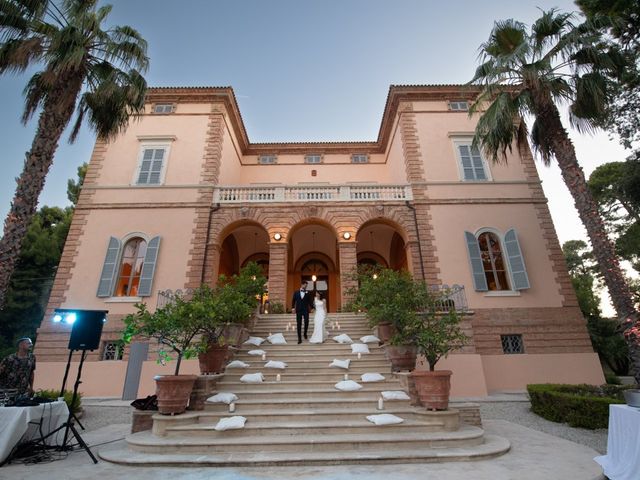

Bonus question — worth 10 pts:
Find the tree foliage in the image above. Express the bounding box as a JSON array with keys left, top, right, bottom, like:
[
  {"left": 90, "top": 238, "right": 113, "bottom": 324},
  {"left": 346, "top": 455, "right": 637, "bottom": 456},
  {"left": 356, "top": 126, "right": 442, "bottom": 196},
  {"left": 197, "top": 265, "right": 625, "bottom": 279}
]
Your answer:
[
  {"left": 588, "top": 156, "right": 640, "bottom": 271},
  {"left": 0, "top": 0, "right": 148, "bottom": 309}
]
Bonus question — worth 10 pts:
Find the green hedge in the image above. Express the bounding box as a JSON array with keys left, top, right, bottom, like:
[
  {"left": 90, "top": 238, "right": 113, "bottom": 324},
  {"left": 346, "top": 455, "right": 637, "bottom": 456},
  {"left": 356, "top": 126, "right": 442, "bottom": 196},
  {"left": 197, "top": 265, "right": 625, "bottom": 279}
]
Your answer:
[
  {"left": 36, "top": 389, "right": 82, "bottom": 414},
  {"left": 527, "top": 383, "right": 634, "bottom": 429}
]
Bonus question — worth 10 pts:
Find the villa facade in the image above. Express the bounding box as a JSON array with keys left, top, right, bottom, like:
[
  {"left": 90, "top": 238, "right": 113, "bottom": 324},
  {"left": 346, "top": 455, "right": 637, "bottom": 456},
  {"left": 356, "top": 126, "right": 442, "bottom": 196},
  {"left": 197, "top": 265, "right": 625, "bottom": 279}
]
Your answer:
[{"left": 32, "top": 85, "right": 604, "bottom": 397}]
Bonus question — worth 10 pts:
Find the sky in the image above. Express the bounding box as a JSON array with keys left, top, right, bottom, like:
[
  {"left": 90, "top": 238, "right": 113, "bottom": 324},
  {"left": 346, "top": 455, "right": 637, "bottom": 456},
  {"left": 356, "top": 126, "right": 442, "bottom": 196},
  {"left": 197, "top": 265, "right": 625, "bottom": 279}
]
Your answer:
[{"left": 0, "top": 0, "right": 633, "bottom": 313}]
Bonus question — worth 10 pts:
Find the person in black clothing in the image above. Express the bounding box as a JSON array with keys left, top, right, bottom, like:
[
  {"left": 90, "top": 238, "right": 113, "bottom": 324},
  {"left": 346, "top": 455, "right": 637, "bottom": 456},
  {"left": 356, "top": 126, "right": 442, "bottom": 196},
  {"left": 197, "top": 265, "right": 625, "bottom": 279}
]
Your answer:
[{"left": 291, "top": 282, "right": 314, "bottom": 344}]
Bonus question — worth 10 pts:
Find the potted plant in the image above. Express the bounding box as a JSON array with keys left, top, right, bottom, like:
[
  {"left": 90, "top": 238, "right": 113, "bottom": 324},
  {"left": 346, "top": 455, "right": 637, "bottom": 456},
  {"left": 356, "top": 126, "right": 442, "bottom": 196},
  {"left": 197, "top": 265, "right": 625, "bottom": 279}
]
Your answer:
[
  {"left": 197, "top": 282, "right": 253, "bottom": 374},
  {"left": 122, "top": 296, "right": 202, "bottom": 415},
  {"left": 410, "top": 296, "right": 468, "bottom": 410},
  {"left": 220, "top": 262, "right": 266, "bottom": 344},
  {"left": 352, "top": 268, "right": 423, "bottom": 369}
]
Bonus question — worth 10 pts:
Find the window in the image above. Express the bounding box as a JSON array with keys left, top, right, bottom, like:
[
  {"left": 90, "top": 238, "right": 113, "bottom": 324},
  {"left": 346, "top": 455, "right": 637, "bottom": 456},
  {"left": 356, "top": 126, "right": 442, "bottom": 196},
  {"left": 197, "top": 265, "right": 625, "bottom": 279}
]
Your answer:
[
  {"left": 97, "top": 235, "right": 161, "bottom": 298},
  {"left": 114, "top": 237, "right": 147, "bottom": 297},
  {"left": 501, "top": 334, "right": 524, "bottom": 354},
  {"left": 153, "top": 103, "right": 174, "bottom": 114},
  {"left": 464, "top": 229, "right": 530, "bottom": 292},
  {"left": 102, "top": 341, "right": 124, "bottom": 360},
  {"left": 454, "top": 141, "right": 489, "bottom": 181},
  {"left": 478, "top": 232, "right": 510, "bottom": 291},
  {"left": 136, "top": 146, "right": 168, "bottom": 185},
  {"left": 305, "top": 154, "right": 322, "bottom": 164},
  {"left": 259, "top": 155, "right": 277, "bottom": 164},
  {"left": 449, "top": 101, "right": 469, "bottom": 111},
  {"left": 351, "top": 154, "right": 369, "bottom": 164}
]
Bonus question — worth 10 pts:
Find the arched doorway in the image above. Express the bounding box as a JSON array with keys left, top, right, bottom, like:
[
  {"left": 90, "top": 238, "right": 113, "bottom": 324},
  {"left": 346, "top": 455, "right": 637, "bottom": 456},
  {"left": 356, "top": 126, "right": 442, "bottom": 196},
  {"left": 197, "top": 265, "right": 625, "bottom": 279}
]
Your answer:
[
  {"left": 356, "top": 220, "right": 408, "bottom": 272},
  {"left": 219, "top": 222, "right": 270, "bottom": 279},
  {"left": 288, "top": 221, "right": 339, "bottom": 312}
]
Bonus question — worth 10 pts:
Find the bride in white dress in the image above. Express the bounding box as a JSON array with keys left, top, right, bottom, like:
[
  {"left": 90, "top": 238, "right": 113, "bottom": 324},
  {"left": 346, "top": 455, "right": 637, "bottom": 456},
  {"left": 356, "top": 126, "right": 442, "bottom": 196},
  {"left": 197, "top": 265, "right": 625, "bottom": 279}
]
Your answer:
[{"left": 309, "top": 292, "right": 327, "bottom": 344}]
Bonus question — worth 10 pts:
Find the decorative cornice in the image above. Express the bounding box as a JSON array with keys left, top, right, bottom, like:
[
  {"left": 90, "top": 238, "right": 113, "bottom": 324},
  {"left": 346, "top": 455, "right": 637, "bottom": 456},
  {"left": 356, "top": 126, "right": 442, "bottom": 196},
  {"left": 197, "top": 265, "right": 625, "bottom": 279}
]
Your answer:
[{"left": 144, "top": 85, "right": 481, "bottom": 155}]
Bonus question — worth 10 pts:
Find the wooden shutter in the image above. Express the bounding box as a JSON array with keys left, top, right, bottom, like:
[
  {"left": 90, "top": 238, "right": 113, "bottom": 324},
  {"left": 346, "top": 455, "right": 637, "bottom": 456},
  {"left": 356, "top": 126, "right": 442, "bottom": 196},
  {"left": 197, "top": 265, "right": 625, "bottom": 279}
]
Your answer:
[
  {"left": 464, "top": 231, "right": 488, "bottom": 291},
  {"left": 137, "top": 236, "right": 161, "bottom": 297},
  {"left": 504, "top": 229, "right": 530, "bottom": 290},
  {"left": 97, "top": 237, "right": 121, "bottom": 297},
  {"left": 137, "top": 148, "right": 165, "bottom": 185}
]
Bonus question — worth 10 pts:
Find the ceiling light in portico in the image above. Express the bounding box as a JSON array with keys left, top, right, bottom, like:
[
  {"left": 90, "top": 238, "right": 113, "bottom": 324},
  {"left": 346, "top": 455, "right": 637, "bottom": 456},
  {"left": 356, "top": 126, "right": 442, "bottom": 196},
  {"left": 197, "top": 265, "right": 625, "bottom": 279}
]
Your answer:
[{"left": 273, "top": 233, "right": 282, "bottom": 241}]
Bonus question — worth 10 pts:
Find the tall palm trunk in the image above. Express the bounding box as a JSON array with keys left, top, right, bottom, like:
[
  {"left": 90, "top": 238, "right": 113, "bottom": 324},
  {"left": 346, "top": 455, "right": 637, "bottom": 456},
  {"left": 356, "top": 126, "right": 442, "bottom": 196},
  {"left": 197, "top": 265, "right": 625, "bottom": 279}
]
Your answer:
[
  {"left": 535, "top": 96, "right": 640, "bottom": 383},
  {"left": 0, "top": 79, "right": 80, "bottom": 309}
]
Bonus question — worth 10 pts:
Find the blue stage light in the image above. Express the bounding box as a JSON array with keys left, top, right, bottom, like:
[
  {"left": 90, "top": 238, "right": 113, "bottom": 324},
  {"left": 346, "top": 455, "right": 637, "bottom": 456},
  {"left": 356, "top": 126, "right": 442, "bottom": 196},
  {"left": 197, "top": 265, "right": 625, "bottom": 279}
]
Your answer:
[
  {"left": 65, "top": 313, "right": 77, "bottom": 324},
  {"left": 53, "top": 314, "right": 63, "bottom": 323}
]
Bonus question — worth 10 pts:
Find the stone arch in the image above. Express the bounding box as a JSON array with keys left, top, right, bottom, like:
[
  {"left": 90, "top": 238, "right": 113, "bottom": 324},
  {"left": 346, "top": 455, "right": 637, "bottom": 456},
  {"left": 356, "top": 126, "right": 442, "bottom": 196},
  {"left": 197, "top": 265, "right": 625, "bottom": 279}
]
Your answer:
[{"left": 356, "top": 217, "right": 409, "bottom": 272}]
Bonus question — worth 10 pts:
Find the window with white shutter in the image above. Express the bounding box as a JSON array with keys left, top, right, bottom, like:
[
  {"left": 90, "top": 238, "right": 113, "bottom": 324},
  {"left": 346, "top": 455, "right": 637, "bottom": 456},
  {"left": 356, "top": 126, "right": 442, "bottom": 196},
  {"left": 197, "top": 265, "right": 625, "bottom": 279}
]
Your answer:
[{"left": 452, "top": 139, "right": 490, "bottom": 182}]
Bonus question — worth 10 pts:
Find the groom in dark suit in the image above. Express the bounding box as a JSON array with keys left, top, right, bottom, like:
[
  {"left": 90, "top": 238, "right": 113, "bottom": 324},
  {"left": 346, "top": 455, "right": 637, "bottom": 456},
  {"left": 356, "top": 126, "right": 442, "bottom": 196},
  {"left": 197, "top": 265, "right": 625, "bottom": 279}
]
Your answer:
[{"left": 291, "top": 282, "right": 314, "bottom": 344}]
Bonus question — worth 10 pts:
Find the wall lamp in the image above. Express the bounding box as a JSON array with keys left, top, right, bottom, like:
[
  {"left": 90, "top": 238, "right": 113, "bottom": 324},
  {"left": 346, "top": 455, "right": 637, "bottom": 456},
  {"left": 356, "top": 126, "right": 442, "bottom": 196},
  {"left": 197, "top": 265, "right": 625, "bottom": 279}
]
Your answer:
[
  {"left": 342, "top": 232, "right": 351, "bottom": 240},
  {"left": 273, "top": 233, "right": 282, "bottom": 241}
]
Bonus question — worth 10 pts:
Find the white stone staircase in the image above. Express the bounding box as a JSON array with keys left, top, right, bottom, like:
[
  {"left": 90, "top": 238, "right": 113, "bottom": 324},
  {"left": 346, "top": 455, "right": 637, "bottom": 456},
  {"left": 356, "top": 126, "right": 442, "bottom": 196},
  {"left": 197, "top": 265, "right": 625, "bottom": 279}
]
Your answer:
[{"left": 100, "top": 313, "right": 509, "bottom": 466}]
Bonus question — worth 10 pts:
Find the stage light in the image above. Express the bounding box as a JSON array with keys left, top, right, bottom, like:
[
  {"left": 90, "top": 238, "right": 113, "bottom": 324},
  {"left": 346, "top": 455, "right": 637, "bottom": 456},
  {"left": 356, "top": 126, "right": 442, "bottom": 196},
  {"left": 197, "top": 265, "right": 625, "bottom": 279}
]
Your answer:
[
  {"left": 65, "top": 313, "right": 77, "bottom": 324},
  {"left": 53, "top": 314, "right": 63, "bottom": 323}
]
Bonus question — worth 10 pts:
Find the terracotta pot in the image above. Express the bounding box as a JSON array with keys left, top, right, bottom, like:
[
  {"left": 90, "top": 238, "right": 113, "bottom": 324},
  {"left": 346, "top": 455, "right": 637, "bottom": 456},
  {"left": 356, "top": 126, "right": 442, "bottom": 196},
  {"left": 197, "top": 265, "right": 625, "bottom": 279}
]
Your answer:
[
  {"left": 154, "top": 375, "right": 197, "bottom": 415},
  {"left": 198, "top": 344, "right": 229, "bottom": 374},
  {"left": 384, "top": 344, "right": 417, "bottom": 372},
  {"left": 411, "top": 370, "right": 453, "bottom": 410},
  {"left": 376, "top": 322, "right": 396, "bottom": 344}
]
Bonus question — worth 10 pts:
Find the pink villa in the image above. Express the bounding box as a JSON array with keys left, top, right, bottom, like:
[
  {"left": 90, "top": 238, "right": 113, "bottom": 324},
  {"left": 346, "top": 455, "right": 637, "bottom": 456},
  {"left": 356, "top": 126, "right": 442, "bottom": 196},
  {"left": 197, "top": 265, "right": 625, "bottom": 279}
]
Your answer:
[{"left": 33, "top": 85, "right": 604, "bottom": 397}]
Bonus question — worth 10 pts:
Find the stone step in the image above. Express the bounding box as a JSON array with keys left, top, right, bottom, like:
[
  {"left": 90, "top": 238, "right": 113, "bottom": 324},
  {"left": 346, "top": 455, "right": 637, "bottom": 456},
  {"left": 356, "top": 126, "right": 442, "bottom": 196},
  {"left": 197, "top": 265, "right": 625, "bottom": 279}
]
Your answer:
[
  {"left": 203, "top": 396, "right": 410, "bottom": 412},
  {"left": 209, "top": 386, "right": 399, "bottom": 400},
  {"left": 124, "top": 425, "right": 486, "bottom": 454},
  {"left": 232, "top": 353, "right": 386, "bottom": 363},
  {"left": 216, "top": 380, "right": 399, "bottom": 391},
  {"left": 163, "top": 417, "right": 450, "bottom": 437},
  {"left": 220, "top": 371, "right": 395, "bottom": 382},
  {"left": 169, "top": 406, "right": 447, "bottom": 426},
  {"left": 236, "top": 344, "right": 382, "bottom": 354},
  {"left": 225, "top": 358, "right": 390, "bottom": 369}
]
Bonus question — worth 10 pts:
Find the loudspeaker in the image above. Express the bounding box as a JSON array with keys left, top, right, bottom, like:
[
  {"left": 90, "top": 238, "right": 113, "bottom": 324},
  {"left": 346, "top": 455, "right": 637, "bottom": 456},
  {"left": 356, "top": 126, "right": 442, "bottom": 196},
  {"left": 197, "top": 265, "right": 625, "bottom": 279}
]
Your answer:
[{"left": 67, "top": 310, "right": 107, "bottom": 351}]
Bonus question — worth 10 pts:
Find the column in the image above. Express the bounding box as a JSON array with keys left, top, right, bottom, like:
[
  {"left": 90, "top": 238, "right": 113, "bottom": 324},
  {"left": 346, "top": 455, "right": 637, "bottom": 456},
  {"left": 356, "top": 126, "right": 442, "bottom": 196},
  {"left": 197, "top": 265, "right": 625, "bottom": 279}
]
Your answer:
[
  {"left": 268, "top": 242, "right": 288, "bottom": 308},
  {"left": 338, "top": 241, "right": 358, "bottom": 309}
]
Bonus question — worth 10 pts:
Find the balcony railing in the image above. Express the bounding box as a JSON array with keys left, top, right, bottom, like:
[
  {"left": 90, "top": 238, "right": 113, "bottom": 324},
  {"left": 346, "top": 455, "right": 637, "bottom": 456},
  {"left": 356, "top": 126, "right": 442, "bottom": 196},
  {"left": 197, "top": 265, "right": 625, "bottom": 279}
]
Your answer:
[
  {"left": 429, "top": 284, "right": 468, "bottom": 312},
  {"left": 213, "top": 184, "right": 413, "bottom": 204},
  {"left": 156, "top": 288, "right": 193, "bottom": 309}
]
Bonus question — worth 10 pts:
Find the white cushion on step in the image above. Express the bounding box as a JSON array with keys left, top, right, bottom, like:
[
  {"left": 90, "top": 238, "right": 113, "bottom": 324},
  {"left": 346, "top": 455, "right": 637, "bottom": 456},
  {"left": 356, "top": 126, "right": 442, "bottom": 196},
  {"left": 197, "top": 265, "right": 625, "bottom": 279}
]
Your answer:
[
  {"left": 361, "top": 373, "right": 385, "bottom": 383},
  {"left": 247, "top": 349, "right": 265, "bottom": 356},
  {"left": 334, "top": 380, "right": 363, "bottom": 391},
  {"left": 206, "top": 392, "right": 238, "bottom": 404},
  {"left": 264, "top": 360, "right": 287, "bottom": 369},
  {"left": 329, "top": 359, "right": 350, "bottom": 369},
  {"left": 267, "top": 333, "right": 287, "bottom": 345},
  {"left": 332, "top": 334, "right": 353, "bottom": 344},
  {"left": 226, "top": 360, "right": 249, "bottom": 368},
  {"left": 381, "top": 390, "right": 411, "bottom": 400},
  {"left": 243, "top": 336, "right": 264, "bottom": 346},
  {"left": 214, "top": 416, "right": 247, "bottom": 431},
  {"left": 360, "top": 335, "right": 380, "bottom": 344},
  {"left": 366, "top": 414, "right": 404, "bottom": 425},
  {"left": 351, "top": 343, "right": 370, "bottom": 354},
  {"left": 240, "top": 373, "right": 264, "bottom": 383}
]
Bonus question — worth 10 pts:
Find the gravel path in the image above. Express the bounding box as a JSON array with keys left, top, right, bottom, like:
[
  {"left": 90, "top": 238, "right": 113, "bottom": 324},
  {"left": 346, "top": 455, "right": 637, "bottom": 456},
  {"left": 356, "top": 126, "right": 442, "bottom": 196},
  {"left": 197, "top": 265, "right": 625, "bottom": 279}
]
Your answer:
[{"left": 480, "top": 401, "right": 608, "bottom": 454}]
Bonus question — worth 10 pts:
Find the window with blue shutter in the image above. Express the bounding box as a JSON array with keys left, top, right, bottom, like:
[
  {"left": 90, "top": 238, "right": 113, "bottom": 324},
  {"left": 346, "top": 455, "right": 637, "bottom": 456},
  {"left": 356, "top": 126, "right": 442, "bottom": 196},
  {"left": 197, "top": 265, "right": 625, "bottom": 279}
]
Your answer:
[
  {"left": 465, "top": 231, "right": 488, "bottom": 291},
  {"left": 97, "top": 237, "right": 121, "bottom": 297},
  {"left": 137, "top": 236, "right": 161, "bottom": 297},
  {"left": 457, "top": 143, "right": 488, "bottom": 181},
  {"left": 136, "top": 148, "right": 166, "bottom": 185},
  {"left": 504, "top": 229, "right": 530, "bottom": 290}
]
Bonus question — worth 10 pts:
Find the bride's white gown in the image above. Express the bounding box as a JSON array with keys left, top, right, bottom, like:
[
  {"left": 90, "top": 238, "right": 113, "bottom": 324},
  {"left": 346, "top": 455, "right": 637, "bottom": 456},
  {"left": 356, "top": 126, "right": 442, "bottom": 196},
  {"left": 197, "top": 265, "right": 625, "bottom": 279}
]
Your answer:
[{"left": 309, "top": 299, "right": 327, "bottom": 344}]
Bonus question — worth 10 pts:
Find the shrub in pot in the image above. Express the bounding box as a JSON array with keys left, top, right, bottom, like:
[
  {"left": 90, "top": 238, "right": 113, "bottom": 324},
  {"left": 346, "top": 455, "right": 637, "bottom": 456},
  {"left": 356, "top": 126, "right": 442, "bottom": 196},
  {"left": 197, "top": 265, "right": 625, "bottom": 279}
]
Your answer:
[
  {"left": 410, "top": 298, "right": 467, "bottom": 411},
  {"left": 122, "top": 297, "right": 201, "bottom": 415}
]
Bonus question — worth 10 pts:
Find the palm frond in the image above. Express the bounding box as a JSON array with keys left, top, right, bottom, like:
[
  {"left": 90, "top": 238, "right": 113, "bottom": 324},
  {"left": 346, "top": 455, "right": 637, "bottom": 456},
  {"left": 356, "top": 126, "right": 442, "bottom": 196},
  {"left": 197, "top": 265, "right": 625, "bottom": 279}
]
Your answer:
[
  {"left": 529, "top": 117, "right": 553, "bottom": 165},
  {"left": 472, "top": 90, "right": 522, "bottom": 163}
]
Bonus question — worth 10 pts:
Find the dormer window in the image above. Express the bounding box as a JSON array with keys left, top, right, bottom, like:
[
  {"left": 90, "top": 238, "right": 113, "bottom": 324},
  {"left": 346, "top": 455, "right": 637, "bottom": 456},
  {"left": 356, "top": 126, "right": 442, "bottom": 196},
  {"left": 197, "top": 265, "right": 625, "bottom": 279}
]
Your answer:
[
  {"left": 449, "top": 101, "right": 469, "bottom": 111},
  {"left": 153, "top": 103, "right": 174, "bottom": 114},
  {"left": 351, "top": 154, "right": 369, "bottom": 164},
  {"left": 305, "top": 154, "right": 322, "bottom": 164},
  {"left": 259, "top": 155, "right": 277, "bottom": 164}
]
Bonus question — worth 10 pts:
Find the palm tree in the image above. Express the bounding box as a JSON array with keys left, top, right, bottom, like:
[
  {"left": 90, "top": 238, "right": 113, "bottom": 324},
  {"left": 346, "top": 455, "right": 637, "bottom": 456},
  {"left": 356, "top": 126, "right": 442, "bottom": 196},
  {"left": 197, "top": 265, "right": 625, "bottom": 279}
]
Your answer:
[
  {"left": 0, "top": 0, "right": 148, "bottom": 309},
  {"left": 469, "top": 9, "right": 640, "bottom": 382}
]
